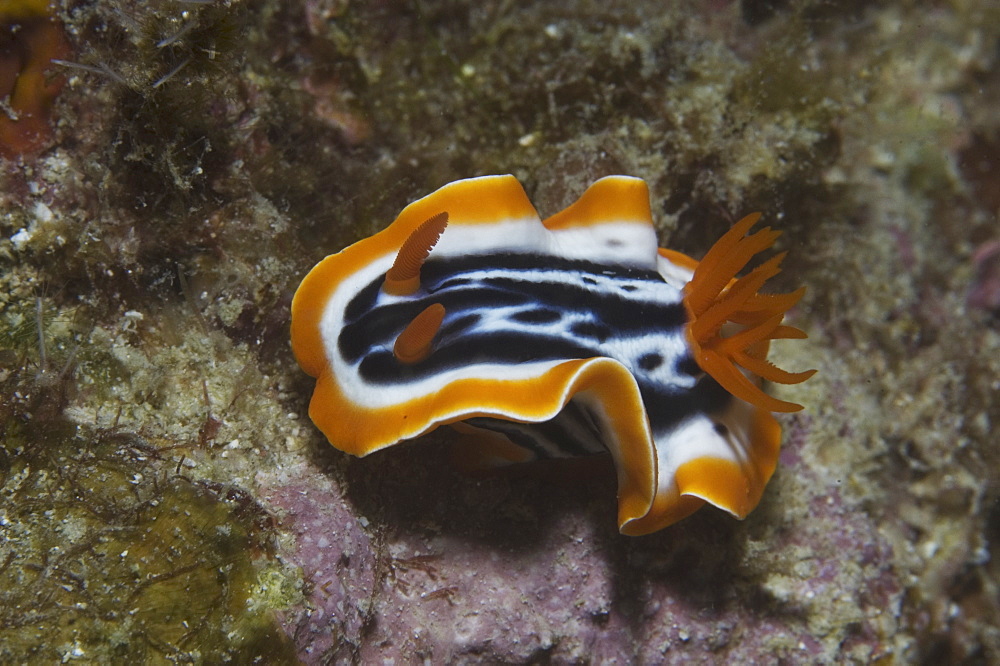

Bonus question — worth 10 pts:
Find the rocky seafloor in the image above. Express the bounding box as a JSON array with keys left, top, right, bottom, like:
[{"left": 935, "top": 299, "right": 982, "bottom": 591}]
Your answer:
[{"left": 1, "top": 0, "right": 998, "bottom": 663}]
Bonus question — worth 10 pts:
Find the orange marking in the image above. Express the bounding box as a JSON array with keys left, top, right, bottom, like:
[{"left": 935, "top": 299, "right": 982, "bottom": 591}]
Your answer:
[
  {"left": 305, "top": 356, "right": 657, "bottom": 529},
  {"left": 543, "top": 176, "right": 653, "bottom": 230},
  {"left": 383, "top": 212, "right": 449, "bottom": 296},
  {"left": 674, "top": 457, "right": 759, "bottom": 520},
  {"left": 393, "top": 303, "right": 446, "bottom": 364},
  {"left": 623, "top": 406, "right": 781, "bottom": 535},
  {"left": 621, "top": 494, "right": 706, "bottom": 536},
  {"left": 674, "top": 405, "right": 781, "bottom": 521},
  {"left": 657, "top": 247, "right": 700, "bottom": 272}
]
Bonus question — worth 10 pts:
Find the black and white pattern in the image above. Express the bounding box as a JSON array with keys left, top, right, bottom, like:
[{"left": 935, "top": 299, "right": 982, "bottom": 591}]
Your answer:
[
  {"left": 299, "top": 175, "right": 782, "bottom": 532},
  {"left": 339, "top": 252, "right": 733, "bottom": 442}
]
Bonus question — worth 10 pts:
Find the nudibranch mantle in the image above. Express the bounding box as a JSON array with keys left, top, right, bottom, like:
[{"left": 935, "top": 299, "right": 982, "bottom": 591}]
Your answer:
[{"left": 292, "top": 175, "right": 814, "bottom": 535}]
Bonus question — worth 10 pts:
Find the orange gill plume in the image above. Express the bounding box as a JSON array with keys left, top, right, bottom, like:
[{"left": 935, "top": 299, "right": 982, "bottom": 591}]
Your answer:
[{"left": 682, "top": 213, "right": 816, "bottom": 413}]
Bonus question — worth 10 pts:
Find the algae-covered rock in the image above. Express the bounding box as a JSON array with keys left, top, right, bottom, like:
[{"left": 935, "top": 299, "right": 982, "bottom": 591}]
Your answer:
[
  {"left": 1, "top": 0, "right": 998, "bottom": 662},
  {"left": 0, "top": 417, "right": 299, "bottom": 663}
]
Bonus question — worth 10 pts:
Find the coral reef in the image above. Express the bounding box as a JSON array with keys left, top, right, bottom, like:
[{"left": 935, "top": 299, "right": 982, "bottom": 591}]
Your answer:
[{"left": 1, "top": 0, "right": 998, "bottom": 662}]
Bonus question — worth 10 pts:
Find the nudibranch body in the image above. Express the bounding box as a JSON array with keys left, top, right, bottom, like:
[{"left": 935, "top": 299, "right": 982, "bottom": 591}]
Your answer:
[{"left": 292, "top": 175, "right": 814, "bottom": 535}]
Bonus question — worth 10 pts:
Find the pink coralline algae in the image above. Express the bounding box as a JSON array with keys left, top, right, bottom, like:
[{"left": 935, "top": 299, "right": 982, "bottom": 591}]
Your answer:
[
  {"left": 262, "top": 466, "right": 378, "bottom": 662},
  {"left": 262, "top": 428, "right": 900, "bottom": 664}
]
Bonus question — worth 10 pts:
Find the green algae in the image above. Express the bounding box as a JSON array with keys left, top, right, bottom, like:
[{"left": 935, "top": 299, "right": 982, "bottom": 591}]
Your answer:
[
  {"left": 0, "top": 271, "right": 300, "bottom": 662},
  {"left": 0, "top": 417, "right": 299, "bottom": 663}
]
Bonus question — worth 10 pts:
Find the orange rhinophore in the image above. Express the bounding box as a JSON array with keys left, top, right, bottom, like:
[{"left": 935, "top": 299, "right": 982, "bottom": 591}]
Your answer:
[
  {"left": 383, "top": 212, "right": 449, "bottom": 296},
  {"left": 393, "top": 303, "right": 446, "bottom": 364}
]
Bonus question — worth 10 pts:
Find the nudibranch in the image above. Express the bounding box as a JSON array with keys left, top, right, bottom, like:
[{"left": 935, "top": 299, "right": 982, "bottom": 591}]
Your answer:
[{"left": 291, "top": 175, "right": 815, "bottom": 535}]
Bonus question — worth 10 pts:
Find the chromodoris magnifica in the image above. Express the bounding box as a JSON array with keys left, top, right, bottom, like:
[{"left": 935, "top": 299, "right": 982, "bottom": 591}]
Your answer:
[{"left": 291, "top": 175, "right": 814, "bottom": 535}]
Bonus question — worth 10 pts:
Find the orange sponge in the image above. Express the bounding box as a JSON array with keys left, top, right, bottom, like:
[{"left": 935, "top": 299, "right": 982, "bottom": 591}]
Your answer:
[{"left": 0, "top": 1, "right": 70, "bottom": 157}]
